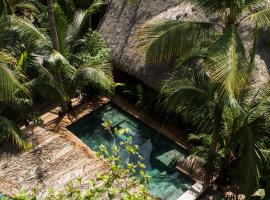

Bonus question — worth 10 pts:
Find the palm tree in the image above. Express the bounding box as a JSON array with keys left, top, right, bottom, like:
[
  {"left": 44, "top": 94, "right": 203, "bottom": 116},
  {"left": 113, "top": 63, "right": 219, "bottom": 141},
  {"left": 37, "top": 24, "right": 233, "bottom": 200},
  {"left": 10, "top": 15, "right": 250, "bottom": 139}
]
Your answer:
[
  {"left": 47, "top": 0, "right": 60, "bottom": 51},
  {"left": 136, "top": 0, "right": 270, "bottom": 195},
  {"left": 0, "top": 0, "right": 114, "bottom": 149},
  {"left": 136, "top": 0, "right": 270, "bottom": 65},
  {"left": 43, "top": 1, "right": 114, "bottom": 110},
  {"left": 0, "top": 51, "right": 32, "bottom": 150},
  {"left": 160, "top": 65, "right": 270, "bottom": 196}
]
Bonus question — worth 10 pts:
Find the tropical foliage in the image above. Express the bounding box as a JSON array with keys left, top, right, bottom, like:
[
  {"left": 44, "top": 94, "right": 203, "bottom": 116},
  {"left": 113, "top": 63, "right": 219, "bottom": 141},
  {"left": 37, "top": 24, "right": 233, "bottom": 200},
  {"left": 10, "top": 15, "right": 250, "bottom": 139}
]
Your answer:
[
  {"left": 0, "top": 0, "right": 114, "bottom": 149},
  {"left": 2, "top": 126, "right": 153, "bottom": 200},
  {"left": 137, "top": 0, "right": 270, "bottom": 197}
]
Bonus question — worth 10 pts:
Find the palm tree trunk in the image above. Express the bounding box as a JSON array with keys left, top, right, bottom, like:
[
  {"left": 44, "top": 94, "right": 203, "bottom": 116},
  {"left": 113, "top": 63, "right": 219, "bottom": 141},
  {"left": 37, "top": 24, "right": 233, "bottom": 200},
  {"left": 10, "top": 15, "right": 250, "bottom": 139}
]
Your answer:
[
  {"left": 47, "top": 0, "right": 71, "bottom": 113},
  {"left": 205, "top": 104, "right": 223, "bottom": 184},
  {"left": 204, "top": 133, "right": 219, "bottom": 185},
  {"left": 47, "top": 0, "right": 59, "bottom": 51}
]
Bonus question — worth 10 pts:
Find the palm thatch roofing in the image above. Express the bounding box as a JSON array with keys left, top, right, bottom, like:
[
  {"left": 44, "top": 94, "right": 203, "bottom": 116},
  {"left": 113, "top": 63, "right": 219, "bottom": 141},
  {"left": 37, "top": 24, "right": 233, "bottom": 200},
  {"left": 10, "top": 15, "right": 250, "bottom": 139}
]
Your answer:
[
  {"left": 99, "top": 0, "right": 269, "bottom": 89},
  {"left": 0, "top": 99, "right": 109, "bottom": 198}
]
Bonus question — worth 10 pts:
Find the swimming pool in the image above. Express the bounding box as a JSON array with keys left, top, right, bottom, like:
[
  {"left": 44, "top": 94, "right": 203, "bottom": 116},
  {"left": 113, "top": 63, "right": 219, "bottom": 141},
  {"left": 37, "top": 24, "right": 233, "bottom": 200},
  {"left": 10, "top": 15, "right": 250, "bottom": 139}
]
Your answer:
[{"left": 68, "top": 103, "right": 194, "bottom": 200}]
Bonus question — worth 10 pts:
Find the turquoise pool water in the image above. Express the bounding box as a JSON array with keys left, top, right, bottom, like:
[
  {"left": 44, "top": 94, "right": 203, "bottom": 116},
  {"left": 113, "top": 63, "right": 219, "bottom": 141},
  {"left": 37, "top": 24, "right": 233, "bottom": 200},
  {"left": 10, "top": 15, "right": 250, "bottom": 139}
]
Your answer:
[{"left": 68, "top": 103, "right": 194, "bottom": 200}]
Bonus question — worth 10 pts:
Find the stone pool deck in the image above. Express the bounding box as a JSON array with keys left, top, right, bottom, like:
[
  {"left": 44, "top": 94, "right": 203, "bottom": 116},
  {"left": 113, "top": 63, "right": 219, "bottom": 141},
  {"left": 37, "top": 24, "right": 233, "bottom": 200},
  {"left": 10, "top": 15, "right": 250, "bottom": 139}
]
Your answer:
[{"left": 0, "top": 96, "right": 208, "bottom": 199}]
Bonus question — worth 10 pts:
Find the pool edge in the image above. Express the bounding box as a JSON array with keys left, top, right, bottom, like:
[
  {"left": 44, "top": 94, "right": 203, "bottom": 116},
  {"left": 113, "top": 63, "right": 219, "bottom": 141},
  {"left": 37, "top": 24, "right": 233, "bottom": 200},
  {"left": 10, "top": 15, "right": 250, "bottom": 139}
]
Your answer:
[{"left": 29, "top": 96, "right": 206, "bottom": 199}]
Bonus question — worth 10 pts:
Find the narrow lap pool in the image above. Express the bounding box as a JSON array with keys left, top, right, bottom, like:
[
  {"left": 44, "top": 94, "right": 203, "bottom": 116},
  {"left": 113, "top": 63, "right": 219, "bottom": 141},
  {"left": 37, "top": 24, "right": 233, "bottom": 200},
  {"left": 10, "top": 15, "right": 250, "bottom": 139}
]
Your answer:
[{"left": 68, "top": 103, "right": 194, "bottom": 200}]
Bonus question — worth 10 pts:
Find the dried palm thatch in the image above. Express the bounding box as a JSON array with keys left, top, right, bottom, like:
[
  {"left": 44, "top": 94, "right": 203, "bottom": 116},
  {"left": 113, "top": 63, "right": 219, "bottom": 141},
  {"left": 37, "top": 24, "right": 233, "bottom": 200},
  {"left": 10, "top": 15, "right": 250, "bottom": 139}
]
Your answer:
[
  {"left": 0, "top": 100, "right": 109, "bottom": 199},
  {"left": 99, "top": 0, "right": 269, "bottom": 89}
]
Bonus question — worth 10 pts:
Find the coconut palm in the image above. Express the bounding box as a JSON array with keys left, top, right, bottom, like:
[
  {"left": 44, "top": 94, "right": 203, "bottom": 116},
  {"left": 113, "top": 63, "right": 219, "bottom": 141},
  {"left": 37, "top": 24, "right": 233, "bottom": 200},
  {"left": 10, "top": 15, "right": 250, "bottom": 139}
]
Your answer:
[
  {"left": 44, "top": 2, "right": 114, "bottom": 104},
  {"left": 4, "top": 0, "right": 114, "bottom": 110},
  {"left": 0, "top": 0, "right": 114, "bottom": 149},
  {"left": 0, "top": 51, "right": 32, "bottom": 150},
  {"left": 160, "top": 63, "right": 270, "bottom": 195},
  {"left": 47, "top": 0, "right": 60, "bottom": 51},
  {"left": 137, "top": 0, "right": 270, "bottom": 196},
  {"left": 136, "top": 0, "right": 270, "bottom": 65}
]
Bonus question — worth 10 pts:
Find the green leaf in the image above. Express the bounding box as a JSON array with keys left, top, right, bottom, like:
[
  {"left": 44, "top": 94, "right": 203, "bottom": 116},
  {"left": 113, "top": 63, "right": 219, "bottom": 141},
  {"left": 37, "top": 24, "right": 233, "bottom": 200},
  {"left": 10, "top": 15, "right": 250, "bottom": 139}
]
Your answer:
[
  {"left": 161, "top": 67, "right": 218, "bottom": 133},
  {"left": 136, "top": 20, "right": 217, "bottom": 64},
  {"left": 71, "top": 63, "right": 114, "bottom": 94},
  {"left": 0, "top": 53, "right": 29, "bottom": 102},
  {"left": 205, "top": 26, "right": 251, "bottom": 99},
  {"left": 0, "top": 115, "right": 31, "bottom": 150},
  {"left": 250, "top": 7, "right": 270, "bottom": 28}
]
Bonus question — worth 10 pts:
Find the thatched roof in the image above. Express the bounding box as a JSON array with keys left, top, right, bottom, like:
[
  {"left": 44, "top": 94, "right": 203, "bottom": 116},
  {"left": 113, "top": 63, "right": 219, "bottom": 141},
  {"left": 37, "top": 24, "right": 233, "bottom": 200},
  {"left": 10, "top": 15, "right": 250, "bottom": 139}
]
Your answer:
[
  {"left": 99, "top": 0, "right": 269, "bottom": 89},
  {"left": 0, "top": 100, "right": 108, "bottom": 199}
]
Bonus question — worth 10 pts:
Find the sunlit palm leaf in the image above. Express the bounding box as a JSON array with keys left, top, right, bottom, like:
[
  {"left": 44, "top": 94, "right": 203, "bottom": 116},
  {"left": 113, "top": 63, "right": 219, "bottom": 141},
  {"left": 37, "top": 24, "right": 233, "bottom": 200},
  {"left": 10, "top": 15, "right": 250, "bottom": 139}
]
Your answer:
[
  {"left": 15, "top": 1, "right": 40, "bottom": 14},
  {"left": 67, "top": 10, "right": 88, "bottom": 46},
  {"left": 0, "top": 115, "right": 31, "bottom": 150},
  {"left": 71, "top": 63, "right": 114, "bottom": 94},
  {"left": 9, "top": 16, "right": 48, "bottom": 44},
  {"left": 0, "top": 51, "right": 15, "bottom": 64},
  {"left": 54, "top": 4, "right": 69, "bottom": 57},
  {"left": 242, "top": 0, "right": 270, "bottom": 11},
  {"left": 0, "top": 52, "right": 29, "bottom": 102},
  {"left": 189, "top": 0, "right": 230, "bottom": 15},
  {"left": 44, "top": 50, "right": 76, "bottom": 80},
  {"left": 136, "top": 20, "right": 217, "bottom": 64},
  {"left": 250, "top": 7, "right": 270, "bottom": 27},
  {"left": 87, "top": 0, "right": 104, "bottom": 15},
  {"left": 205, "top": 26, "right": 251, "bottom": 99}
]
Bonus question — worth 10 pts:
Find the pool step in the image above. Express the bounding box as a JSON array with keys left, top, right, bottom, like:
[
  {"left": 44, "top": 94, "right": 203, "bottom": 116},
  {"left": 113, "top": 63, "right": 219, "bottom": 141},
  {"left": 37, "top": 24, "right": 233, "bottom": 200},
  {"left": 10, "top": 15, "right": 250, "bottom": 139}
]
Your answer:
[
  {"left": 156, "top": 149, "right": 182, "bottom": 167},
  {"left": 177, "top": 182, "right": 206, "bottom": 200}
]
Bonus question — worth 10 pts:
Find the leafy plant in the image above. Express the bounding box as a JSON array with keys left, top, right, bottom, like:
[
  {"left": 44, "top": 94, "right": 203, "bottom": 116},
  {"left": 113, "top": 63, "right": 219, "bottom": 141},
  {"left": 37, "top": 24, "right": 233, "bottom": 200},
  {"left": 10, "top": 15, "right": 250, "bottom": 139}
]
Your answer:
[
  {"left": 8, "top": 126, "right": 154, "bottom": 200},
  {"left": 136, "top": 0, "right": 270, "bottom": 196}
]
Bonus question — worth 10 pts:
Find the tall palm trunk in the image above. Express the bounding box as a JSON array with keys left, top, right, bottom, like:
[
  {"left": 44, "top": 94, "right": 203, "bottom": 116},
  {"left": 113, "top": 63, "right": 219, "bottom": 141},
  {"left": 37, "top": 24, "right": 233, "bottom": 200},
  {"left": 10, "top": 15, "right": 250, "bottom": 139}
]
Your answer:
[
  {"left": 47, "top": 0, "right": 59, "bottom": 51},
  {"left": 47, "top": 0, "right": 71, "bottom": 113},
  {"left": 205, "top": 104, "right": 223, "bottom": 184}
]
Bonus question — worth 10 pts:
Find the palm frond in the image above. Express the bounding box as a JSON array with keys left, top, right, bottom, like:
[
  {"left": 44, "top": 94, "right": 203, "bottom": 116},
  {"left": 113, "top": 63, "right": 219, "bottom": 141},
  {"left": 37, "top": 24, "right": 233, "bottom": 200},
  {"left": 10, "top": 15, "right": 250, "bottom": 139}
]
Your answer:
[
  {"left": 175, "top": 47, "right": 208, "bottom": 67},
  {"left": 0, "top": 51, "right": 16, "bottom": 64},
  {"left": 71, "top": 63, "right": 114, "bottom": 94},
  {"left": 44, "top": 50, "right": 76, "bottom": 81},
  {"left": 0, "top": 52, "right": 29, "bottom": 102},
  {"left": 205, "top": 26, "right": 251, "bottom": 99},
  {"left": 26, "top": 64, "right": 68, "bottom": 109},
  {"left": 0, "top": 115, "right": 31, "bottom": 150},
  {"left": 15, "top": 1, "right": 40, "bottom": 14},
  {"left": 250, "top": 7, "right": 270, "bottom": 27},
  {"left": 188, "top": 0, "right": 230, "bottom": 15},
  {"left": 242, "top": 0, "right": 270, "bottom": 11},
  {"left": 249, "top": 25, "right": 259, "bottom": 65},
  {"left": 0, "top": 0, "right": 12, "bottom": 19},
  {"left": 255, "top": 137, "right": 270, "bottom": 169},
  {"left": 245, "top": 81, "right": 270, "bottom": 124},
  {"left": 237, "top": 125, "right": 270, "bottom": 196},
  {"left": 160, "top": 67, "right": 218, "bottom": 133},
  {"left": 70, "top": 31, "right": 111, "bottom": 67},
  {"left": 86, "top": 0, "right": 104, "bottom": 15},
  {"left": 9, "top": 15, "right": 48, "bottom": 45},
  {"left": 67, "top": 10, "right": 88, "bottom": 47},
  {"left": 136, "top": 20, "right": 217, "bottom": 64},
  {"left": 54, "top": 4, "right": 69, "bottom": 57}
]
